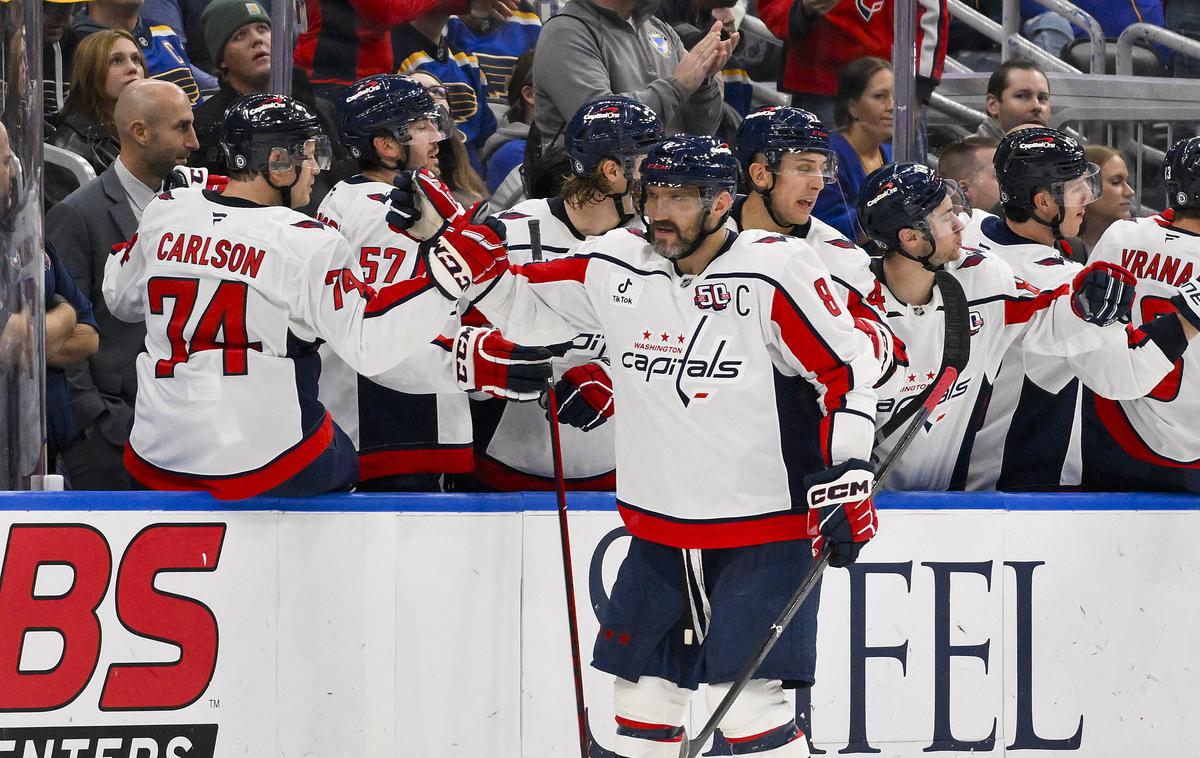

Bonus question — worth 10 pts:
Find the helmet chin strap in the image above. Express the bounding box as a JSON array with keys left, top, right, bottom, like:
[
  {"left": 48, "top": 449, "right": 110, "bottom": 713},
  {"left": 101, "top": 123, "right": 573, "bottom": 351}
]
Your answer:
[
  {"left": 602, "top": 161, "right": 637, "bottom": 230},
  {"left": 894, "top": 228, "right": 942, "bottom": 272},
  {"left": 266, "top": 166, "right": 302, "bottom": 208},
  {"left": 755, "top": 170, "right": 794, "bottom": 231},
  {"left": 1029, "top": 189, "right": 1072, "bottom": 256}
]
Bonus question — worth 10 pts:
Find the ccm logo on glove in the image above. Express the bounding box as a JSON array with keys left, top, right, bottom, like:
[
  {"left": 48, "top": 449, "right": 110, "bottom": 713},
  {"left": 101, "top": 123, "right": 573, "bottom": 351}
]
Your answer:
[{"left": 807, "top": 469, "right": 872, "bottom": 508}]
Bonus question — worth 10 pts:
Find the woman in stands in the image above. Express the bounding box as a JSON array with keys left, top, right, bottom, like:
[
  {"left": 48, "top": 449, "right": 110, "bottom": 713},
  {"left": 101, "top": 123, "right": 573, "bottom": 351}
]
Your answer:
[
  {"left": 1079, "top": 145, "right": 1135, "bottom": 254},
  {"left": 50, "top": 30, "right": 145, "bottom": 175},
  {"left": 411, "top": 70, "right": 487, "bottom": 206},
  {"left": 812, "top": 56, "right": 894, "bottom": 243}
]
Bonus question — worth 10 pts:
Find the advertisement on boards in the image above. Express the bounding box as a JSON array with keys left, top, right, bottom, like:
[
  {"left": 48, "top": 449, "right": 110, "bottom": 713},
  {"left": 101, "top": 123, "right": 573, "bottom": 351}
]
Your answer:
[{"left": 0, "top": 496, "right": 1194, "bottom": 757}]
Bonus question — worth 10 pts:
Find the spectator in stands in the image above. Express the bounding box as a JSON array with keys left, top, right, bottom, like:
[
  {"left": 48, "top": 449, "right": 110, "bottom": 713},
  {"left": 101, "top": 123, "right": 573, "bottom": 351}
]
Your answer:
[
  {"left": 46, "top": 80, "right": 198, "bottom": 489},
  {"left": 1167, "top": 0, "right": 1200, "bottom": 78},
  {"left": 70, "top": 0, "right": 204, "bottom": 105},
  {"left": 937, "top": 135, "right": 1001, "bottom": 222},
  {"left": 655, "top": 0, "right": 756, "bottom": 118},
  {"left": 412, "top": 70, "right": 488, "bottom": 204},
  {"left": 45, "top": 240, "right": 100, "bottom": 473},
  {"left": 446, "top": 0, "right": 540, "bottom": 105},
  {"left": 43, "top": 0, "right": 81, "bottom": 119},
  {"left": 190, "top": 0, "right": 349, "bottom": 211},
  {"left": 297, "top": 0, "right": 520, "bottom": 104},
  {"left": 976, "top": 58, "right": 1051, "bottom": 139},
  {"left": 144, "top": 0, "right": 212, "bottom": 76},
  {"left": 812, "top": 56, "right": 893, "bottom": 242},
  {"left": 532, "top": 0, "right": 731, "bottom": 148},
  {"left": 394, "top": 12, "right": 498, "bottom": 175},
  {"left": 50, "top": 29, "right": 145, "bottom": 176},
  {"left": 482, "top": 47, "right": 532, "bottom": 204},
  {"left": 1079, "top": 145, "right": 1134, "bottom": 253},
  {"left": 758, "top": 0, "right": 947, "bottom": 126}
]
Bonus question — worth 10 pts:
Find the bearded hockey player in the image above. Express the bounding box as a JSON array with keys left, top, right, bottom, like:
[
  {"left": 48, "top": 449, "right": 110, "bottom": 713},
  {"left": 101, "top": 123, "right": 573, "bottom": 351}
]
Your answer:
[
  {"left": 857, "top": 162, "right": 1192, "bottom": 490},
  {"left": 732, "top": 105, "right": 903, "bottom": 384},
  {"left": 317, "top": 74, "right": 552, "bottom": 490},
  {"left": 1082, "top": 136, "right": 1200, "bottom": 491},
  {"left": 101, "top": 94, "right": 506, "bottom": 498},
  {"left": 470, "top": 95, "right": 662, "bottom": 490},
  {"left": 417, "top": 135, "right": 882, "bottom": 756},
  {"left": 961, "top": 126, "right": 1190, "bottom": 490}
]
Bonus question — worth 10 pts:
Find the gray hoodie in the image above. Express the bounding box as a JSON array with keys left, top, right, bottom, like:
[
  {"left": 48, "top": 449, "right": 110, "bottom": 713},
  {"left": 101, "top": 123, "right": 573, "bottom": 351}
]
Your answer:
[
  {"left": 531, "top": 0, "right": 723, "bottom": 146},
  {"left": 482, "top": 121, "right": 531, "bottom": 165}
]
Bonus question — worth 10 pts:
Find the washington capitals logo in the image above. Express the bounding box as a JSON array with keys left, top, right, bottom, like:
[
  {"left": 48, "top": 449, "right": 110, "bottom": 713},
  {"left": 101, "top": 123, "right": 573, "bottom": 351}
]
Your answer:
[
  {"left": 856, "top": 0, "right": 885, "bottom": 22},
  {"left": 827, "top": 238, "right": 856, "bottom": 249}
]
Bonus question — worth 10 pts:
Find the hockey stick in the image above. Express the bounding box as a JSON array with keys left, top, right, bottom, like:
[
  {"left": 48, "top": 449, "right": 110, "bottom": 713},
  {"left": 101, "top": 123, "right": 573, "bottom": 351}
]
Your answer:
[
  {"left": 680, "top": 270, "right": 971, "bottom": 758},
  {"left": 531, "top": 219, "right": 592, "bottom": 758}
]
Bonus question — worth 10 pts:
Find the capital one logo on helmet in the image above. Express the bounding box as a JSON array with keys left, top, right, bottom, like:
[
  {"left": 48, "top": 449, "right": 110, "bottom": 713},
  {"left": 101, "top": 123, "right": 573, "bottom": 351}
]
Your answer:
[{"left": 866, "top": 183, "right": 899, "bottom": 207}]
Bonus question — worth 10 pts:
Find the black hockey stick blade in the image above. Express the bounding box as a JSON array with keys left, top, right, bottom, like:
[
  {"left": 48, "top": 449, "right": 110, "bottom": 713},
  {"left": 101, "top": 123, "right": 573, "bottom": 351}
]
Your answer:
[{"left": 680, "top": 272, "right": 971, "bottom": 758}]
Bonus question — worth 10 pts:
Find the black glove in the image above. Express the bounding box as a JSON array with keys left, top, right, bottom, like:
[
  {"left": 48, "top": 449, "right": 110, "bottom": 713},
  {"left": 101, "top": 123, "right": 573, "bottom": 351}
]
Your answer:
[
  {"left": 552, "top": 361, "right": 614, "bottom": 431},
  {"left": 386, "top": 171, "right": 420, "bottom": 230},
  {"left": 1071, "top": 261, "right": 1136, "bottom": 327}
]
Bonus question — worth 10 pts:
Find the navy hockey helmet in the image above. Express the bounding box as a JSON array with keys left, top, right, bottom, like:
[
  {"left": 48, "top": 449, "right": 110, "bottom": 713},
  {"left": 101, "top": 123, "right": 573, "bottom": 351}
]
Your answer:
[
  {"left": 1164, "top": 136, "right": 1200, "bottom": 211},
  {"left": 639, "top": 136, "right": 740, "bottom": 260},
  {"left": 640, "top": 135, "right": 739, "bottom": 194},
  {"left": 335, "top": 74, "right": 451, "bottom": 161},
  {"left": 858, "top": 162, "right": 969, "bottom": 269},
  {"left": 734, "top": 106, "right": 837, "bottom": 180},
  {"left": 565, "top": 95, "right": 664, "bottom": 177},
  {"left": 221, "top": 93, "right": 331, "bottom": 174},
  {"left": 994, "top": 127, "right": 1099, "bottom": 214}
]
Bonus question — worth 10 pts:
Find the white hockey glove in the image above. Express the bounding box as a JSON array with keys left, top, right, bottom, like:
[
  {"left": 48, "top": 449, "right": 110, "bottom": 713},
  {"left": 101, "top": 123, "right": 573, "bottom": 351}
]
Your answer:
[
  {"left": 1171, "top": 276, "right": 1200, "bottom": 332},
  {"left": 166, "top": 166, "right": 229, "bottom": 193}
]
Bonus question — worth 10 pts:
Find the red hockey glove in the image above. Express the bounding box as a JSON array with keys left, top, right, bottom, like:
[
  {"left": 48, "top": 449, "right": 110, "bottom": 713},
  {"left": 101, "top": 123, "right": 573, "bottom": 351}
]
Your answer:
[
  {"left": 454, "top": 326, "right": 553, "bottom": 401},
  {"left": 166, "top": 166, "right": 228, "bottom": 192},
  {"left": 398, "top": 168, "right": 471, "bottom": 240},
  {"left": 853, "top": 316, "right": 906, "bottom": 380},
  {"left": 425, "top": 221, "right": 509, "bottom": 300},
  {"left": 552, "top": 361, "right": 614, "bottom": 431},
  {"left": 1071, "top": 261, "right": 1136, "bottom": 327},
  {"left": 804, "top": 460, "right": 877, "bottom": 568}
]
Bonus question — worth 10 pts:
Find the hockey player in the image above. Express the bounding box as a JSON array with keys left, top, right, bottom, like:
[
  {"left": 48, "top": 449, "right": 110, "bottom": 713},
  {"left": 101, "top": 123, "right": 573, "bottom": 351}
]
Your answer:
[
  {"left": 318, "top": 73, "right": 552, "bottom": 490},
  {"left": 469, "top": 95, "right": 662, "bottom": 490},
  {"left": 733, "top": 105, "right": 902, "bottom": 383},
  {"left": 101, "top": 94, "right": 510, "bottom": 499},
  {"left": 416, "top": 135, "right": 882, "bottom": 756},
  {"left": 960, "top": 126, "right": 1187, "bottom": 490},
  {"left": 857, "top": 162, "right": 1192, "bottom": 490},
  {"left": 1082, "top": 136, "right": 1200, "bottom": 491}
]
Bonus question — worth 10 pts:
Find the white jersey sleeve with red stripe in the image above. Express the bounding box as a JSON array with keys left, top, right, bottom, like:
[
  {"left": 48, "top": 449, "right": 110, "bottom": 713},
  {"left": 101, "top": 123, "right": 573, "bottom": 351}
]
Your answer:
[
  {"left": 102, "top": 187, "right": 454, "bottom": 490},
  {"left": 474, "top": 227, "right": 879, "bottom": 548},
  {"left": 1086, "top": 215, "right": 1200, "bottom": 465}
]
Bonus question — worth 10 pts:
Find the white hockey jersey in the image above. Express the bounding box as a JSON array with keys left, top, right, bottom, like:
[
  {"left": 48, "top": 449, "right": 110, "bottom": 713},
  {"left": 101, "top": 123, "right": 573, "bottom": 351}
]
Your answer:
[
  {"left": 1085, "top": 215, "right": 1199, "bottom": 467},
  {"left": 472, "top": 196, "right": 633, "bottom": 489},
  {"left": 473, "top": 227, "right": 881, "bottom": 549},
  {"left": 960, "top": 215, "right": 1174, "bottom": 490},
  {"left": 871, "top": 250, "right": 1171, "bottom": 491},
  {"left": 316, "top": 176, "right": 472, "bottom": 482},
  {"left": 103, "top": 187, "right": 454, "bottom": 498},
  {"left": 728, "top": 195, "right": 902, "bottom": 381}
]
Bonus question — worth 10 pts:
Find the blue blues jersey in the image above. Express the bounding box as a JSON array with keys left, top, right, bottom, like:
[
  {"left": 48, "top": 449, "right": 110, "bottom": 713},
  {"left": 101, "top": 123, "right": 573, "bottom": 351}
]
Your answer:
[{"left": 445, "top": 11, "right": 540, "bottom": 103}]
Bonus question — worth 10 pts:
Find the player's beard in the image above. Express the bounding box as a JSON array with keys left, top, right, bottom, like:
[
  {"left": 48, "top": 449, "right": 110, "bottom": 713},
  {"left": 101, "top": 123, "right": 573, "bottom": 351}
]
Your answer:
[{"left": 650, "top": 219, "right": 702, "bottom": 261}]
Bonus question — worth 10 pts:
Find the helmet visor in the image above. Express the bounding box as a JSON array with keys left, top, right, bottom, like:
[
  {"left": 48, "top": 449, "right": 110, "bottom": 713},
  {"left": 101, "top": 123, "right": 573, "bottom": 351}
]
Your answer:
[
  {"left": 767, "top": 150, "right": 839, "bottom": 184},
  {"left": 396, "top": 106, "right": 453, "bottom": 144},
  {"left": 1053, "top": 162, "right": 1102, "bottom": 208},
  {"left": 270, "top": 135, "right": 333, "bottom": 172},
  {"left": 639, "top": 182, "right": 707, "bottom": 217}
]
